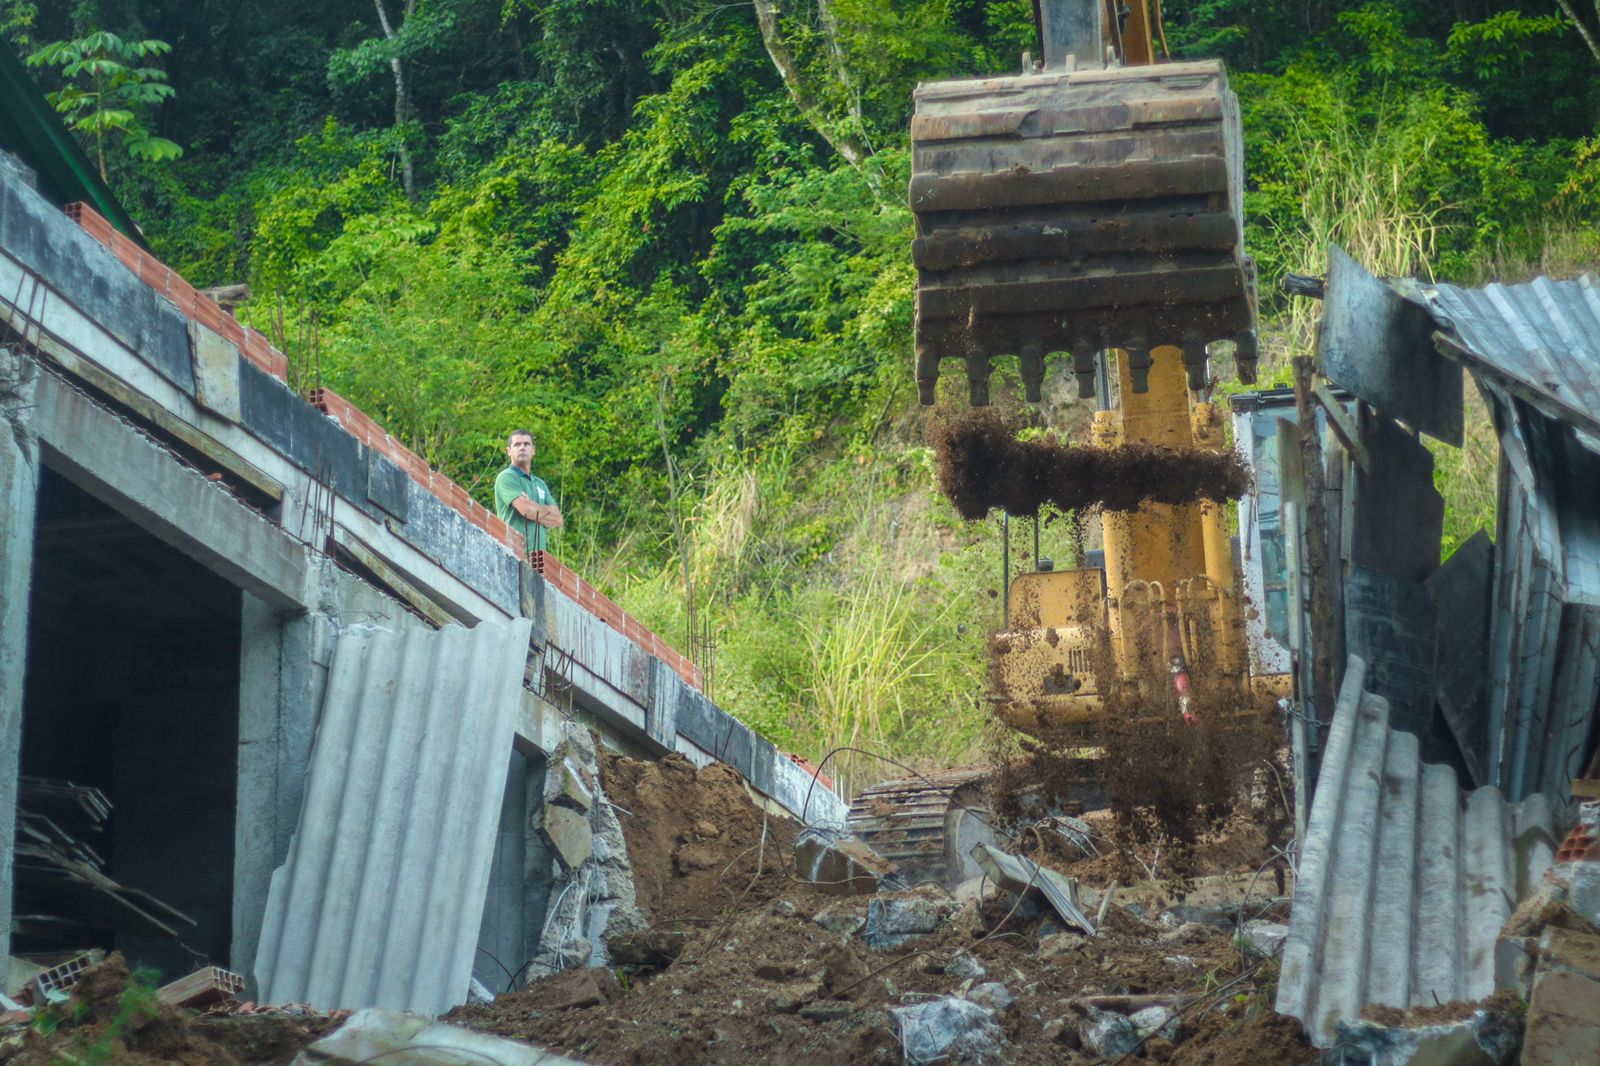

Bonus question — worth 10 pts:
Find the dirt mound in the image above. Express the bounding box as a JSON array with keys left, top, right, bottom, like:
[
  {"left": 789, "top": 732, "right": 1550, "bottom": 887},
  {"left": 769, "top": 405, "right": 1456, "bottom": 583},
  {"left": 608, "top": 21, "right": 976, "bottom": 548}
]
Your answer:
[
  {"left": 930, "top": 405, "right": 1250, "bottom": 519},
  {"left": 599, "top": 752, "right": 803, "bottom": 924},
  {"left": 0, "top": 954, "right": 335, "bottom": 1066},
  {"left": 453, "top": 752, "right": 1315, "bottom": 1065},
  {"left": 1168, "top": 1008, "right": 1317, "bottom": 1065}
]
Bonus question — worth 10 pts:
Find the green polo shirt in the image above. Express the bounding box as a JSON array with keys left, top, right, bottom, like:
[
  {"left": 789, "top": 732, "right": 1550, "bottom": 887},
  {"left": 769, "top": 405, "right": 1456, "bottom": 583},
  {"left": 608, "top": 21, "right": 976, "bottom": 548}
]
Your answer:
[{"left": 494, "top": 464, "right": 556, "bottom": 552}]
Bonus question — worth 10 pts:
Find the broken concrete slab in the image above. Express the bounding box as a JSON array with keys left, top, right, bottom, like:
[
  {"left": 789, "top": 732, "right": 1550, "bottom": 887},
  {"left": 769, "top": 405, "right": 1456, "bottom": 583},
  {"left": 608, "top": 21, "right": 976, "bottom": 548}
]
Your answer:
[
  {"left": 1131, "top": 1004, "right": 1180, "bottom": 1041},
  {"left": 1077, "top": 1005, "right": 1139, "bottom": 1059},
  {"left": 1522, "top": 924, "right": 1600, "bottom": 1066},
  {"left": 966, "top": 982, "right": 1013, "bottom": 1013},
  {"left": 1325, "top": 1010, "right": 1519, "bottom": 1066},
  {"left": 1242, "top": 920, "right": 1290, "bottom": 958},
  {"left": 890, "top": 995, "right": 1002, "bottom": 1065},
  {"left": 543, "top": 804, "right": 594, "bottom": 871},
  {"left": 548, "top": 759, "right": 595, "bottom": 813},
  {"left": 290, "top": 1008, "right": 589, "bottom": 1065},
  {"left": 794, "top": 829, "right": 892, "bottom": 896},
  {"left": 863, "top": 887, "right": 955, "bottom": 949}
]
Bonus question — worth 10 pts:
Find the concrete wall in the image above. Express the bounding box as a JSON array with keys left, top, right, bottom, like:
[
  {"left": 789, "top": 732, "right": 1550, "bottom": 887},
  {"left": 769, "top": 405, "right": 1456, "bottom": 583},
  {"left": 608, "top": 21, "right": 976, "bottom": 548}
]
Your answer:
[{"left": 0, "top": 154, "right": 846, "bottom": 992}]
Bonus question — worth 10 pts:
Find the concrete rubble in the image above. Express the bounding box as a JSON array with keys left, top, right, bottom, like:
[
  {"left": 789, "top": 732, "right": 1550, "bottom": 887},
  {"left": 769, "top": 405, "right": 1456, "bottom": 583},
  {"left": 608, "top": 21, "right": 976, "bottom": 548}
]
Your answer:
[
  {"left": 794, "top": 827, "right": 893, "bottom": 896},
  {"left": 863, "top": 885, "right": 956, "bottom": 949},
  {"left": 890, "top": 995, "right": 1002, "bottom": 1065},
  {"left": 1325, "top": 1011, "right": 1520, "bottom": 1066}
]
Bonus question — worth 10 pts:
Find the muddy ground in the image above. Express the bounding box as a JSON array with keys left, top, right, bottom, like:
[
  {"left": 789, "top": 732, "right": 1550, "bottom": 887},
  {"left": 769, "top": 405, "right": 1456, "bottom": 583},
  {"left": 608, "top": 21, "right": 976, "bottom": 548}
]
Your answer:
[
  {"left": 451, "top": 754, "right": 1318, "bottom": 1065},
  {"left": 930, "top": 405, "right": 1250, "bottom": 519},
  {"left": 0, "top": 753, "right": 1314, "bottom": 1065}
]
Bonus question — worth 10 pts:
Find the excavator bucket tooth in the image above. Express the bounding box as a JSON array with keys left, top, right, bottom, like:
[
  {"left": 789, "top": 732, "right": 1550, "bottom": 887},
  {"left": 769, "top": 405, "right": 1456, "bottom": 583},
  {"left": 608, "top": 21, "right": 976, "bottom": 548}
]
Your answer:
[{"left": 911, "top": 60, "right": 1256, "bottom": 405}]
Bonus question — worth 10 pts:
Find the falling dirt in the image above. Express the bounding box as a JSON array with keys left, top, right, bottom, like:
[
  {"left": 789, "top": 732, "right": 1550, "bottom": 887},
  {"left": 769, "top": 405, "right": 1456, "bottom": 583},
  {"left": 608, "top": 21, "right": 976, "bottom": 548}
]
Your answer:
[
  {"left": 929, "top": 405, "right": 1250, "bottom": 519},
  {"left": 452, "top": 753, "right": 1317, "bottom": 1066}
]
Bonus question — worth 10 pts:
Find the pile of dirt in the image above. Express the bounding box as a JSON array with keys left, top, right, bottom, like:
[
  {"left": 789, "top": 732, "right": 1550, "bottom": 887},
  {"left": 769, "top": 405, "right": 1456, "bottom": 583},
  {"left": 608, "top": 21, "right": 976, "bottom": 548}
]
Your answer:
[
  {"left": 929, "top": 405, "right": 1250, "bottom": 519},
  {"left": 0, "top": 955, "right": 338, "bottom": 1065},
  {"left": 452, "top": 753, "right": 1317, "bottom": 1065},
  {"left": 598, "top": 751, "right": 802, "bottom": 923}
]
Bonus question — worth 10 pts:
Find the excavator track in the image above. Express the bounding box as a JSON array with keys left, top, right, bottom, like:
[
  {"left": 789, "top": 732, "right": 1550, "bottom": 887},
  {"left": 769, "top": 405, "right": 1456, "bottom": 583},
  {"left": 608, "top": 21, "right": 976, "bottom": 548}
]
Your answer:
[
  {"left": 911, "top": 59, "right": 1256, "bottom": 404},
  {"left": 846, "top": 769, "right": 996, "bottom": 891}
]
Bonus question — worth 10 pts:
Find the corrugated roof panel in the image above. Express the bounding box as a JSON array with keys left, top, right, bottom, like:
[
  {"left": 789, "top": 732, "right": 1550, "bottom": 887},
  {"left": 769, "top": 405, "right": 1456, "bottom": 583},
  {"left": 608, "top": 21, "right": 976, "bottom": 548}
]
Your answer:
[
  {"left": 1423, "top": 275, "right": 1600, "bottom": 439},
  {"left": 1277, "top": 656, "right": 1563, "bottom": 1046},
  {"left": 253, "top": 617, "right": 533, "bottom": 1016}
]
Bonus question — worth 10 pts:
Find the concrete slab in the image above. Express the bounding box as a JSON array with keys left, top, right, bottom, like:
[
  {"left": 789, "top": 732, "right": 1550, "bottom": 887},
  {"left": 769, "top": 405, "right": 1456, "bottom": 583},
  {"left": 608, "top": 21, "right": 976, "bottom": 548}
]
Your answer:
[{"left": 35, "top": 368, "right": 309, "bottom": 610}]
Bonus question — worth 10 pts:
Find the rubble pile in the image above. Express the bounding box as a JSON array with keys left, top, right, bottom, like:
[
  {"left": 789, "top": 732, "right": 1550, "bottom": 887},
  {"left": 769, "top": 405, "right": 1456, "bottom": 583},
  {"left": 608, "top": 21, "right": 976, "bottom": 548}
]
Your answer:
[
  {"left": 0, "top": 953, "right": 342, "bottom": 1065},
  {"left": 451, "top": 754, "right": 1319, "bottom": 1065}
]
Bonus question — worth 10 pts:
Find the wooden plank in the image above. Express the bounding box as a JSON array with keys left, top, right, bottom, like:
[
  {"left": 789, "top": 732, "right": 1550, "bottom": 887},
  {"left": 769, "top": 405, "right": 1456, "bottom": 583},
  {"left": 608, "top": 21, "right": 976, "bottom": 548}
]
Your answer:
[{"left": 1311, "top": 378, "right": 1370, "bottom": 474}]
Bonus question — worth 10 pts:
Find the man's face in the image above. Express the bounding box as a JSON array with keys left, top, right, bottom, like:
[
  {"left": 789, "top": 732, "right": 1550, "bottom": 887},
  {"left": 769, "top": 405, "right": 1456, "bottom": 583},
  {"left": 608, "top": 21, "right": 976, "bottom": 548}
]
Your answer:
[{"left": 507, "top": 434, "right": 535, "bottom": 470}]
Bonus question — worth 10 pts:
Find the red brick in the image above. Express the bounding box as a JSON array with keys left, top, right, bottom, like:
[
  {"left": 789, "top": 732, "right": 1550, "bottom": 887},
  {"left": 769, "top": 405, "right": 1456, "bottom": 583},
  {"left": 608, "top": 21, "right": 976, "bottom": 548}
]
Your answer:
[{"left": 509, "top": 531, "right": 528, "bottom": 557}]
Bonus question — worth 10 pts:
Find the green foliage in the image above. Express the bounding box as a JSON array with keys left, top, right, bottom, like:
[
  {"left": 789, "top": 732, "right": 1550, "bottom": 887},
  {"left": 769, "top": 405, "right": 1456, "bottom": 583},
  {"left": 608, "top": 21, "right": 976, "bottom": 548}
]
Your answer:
[
  {"left": 48, "top": 0, "right": 1600, "bottom": 786},
  {"left": 27, "top": 30, "right": 181, "bottom": 179}
]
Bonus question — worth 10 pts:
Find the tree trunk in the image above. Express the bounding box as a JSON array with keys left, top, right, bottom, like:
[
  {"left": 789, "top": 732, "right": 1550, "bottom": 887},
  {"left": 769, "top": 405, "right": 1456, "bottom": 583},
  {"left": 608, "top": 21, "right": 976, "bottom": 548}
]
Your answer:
[
  {"left": 751, "top": 0, "right": 871, "bottom": 172},
  {"left": 1555, "top": 0, "right": 1600, "bottom": 65},
  {"left": 373, "top": 0, "right": 416, "bottom": 201}
]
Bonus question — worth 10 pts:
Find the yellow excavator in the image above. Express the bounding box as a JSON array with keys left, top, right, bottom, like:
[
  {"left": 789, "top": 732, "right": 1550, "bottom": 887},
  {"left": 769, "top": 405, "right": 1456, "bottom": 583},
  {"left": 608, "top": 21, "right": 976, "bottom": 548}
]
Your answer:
[{"left": 847, "top": 0, "right": 1262, "bottom": 887}]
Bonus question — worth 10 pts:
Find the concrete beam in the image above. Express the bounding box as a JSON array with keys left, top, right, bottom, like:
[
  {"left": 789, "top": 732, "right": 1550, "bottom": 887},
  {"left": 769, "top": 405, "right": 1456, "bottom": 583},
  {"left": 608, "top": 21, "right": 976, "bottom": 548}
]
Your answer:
[
  {"left": 34, "top": 369, "right": 309, "bottom": 610},
  {"left": 0, "top": 349, "right": 41, "bottom": 959}
]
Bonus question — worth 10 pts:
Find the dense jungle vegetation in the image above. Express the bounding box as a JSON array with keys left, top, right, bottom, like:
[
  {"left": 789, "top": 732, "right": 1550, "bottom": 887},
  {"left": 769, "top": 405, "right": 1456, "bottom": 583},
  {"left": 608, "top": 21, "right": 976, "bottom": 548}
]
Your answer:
[{"left": 11, "top": 0, "right": 1600, "bottom": 791}]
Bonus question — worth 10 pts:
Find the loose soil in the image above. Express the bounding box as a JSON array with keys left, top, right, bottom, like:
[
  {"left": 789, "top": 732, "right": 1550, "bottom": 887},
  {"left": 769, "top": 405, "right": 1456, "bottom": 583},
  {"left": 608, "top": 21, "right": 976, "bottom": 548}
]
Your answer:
[
  {"left": 930, "top": 405, "right": 1250, "bottom": 519},
  {"left": 0, "top": 954, "right": 339, "bottom": 1066},
  {"left": 451, "top": 754, "right": 1317, "bottom": 1065},
  {"left": 598, "top": 751, "right": 802, "bottom": 924}
]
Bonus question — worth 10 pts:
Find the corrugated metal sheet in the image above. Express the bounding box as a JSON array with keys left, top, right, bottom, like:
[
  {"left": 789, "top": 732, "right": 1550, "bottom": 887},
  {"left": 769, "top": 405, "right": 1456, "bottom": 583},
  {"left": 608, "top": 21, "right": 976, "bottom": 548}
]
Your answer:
[
  {"left": 1420, "top": 274, "right": 1600, "bottom": 441},
  {"left": 254, "top": 617, "right": 533, "bottom": 1016},
  {"left": 1397, "top": 274, "right": 1600, "bottom": 802},
  {"left": 1277, "top": 655, "right": 1563, "bottom": 1047}
]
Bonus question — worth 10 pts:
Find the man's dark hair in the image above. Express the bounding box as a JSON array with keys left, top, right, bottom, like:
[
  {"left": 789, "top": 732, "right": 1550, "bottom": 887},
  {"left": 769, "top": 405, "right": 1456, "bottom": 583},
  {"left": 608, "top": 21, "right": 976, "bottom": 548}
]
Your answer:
[{"left": 507, "top": 429, "right": 534, "bottom": 445}]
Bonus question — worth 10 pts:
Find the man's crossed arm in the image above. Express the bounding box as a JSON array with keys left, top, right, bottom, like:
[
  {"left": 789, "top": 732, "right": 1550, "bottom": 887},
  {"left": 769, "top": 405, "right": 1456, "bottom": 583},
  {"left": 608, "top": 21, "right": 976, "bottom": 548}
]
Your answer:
[{"left": 511, "top": 494, "right": 565, "bottom": 529}]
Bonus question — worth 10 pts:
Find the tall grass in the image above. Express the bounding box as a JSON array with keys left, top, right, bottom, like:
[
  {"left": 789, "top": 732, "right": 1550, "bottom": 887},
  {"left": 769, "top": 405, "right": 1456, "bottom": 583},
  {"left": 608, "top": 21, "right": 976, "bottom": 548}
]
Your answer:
[
  {"left": 1249, "top": 95, "right": 1446, "bottom": 365},
  {"left": 795, "top": 560, "right": 949, "bottom": 799}
]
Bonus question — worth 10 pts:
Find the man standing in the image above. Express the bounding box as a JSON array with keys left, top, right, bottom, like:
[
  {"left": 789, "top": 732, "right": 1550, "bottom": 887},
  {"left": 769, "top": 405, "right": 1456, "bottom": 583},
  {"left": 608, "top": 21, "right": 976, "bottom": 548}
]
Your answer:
[{"left": 494, "top": 429, "right": 564, "bottom": 553}]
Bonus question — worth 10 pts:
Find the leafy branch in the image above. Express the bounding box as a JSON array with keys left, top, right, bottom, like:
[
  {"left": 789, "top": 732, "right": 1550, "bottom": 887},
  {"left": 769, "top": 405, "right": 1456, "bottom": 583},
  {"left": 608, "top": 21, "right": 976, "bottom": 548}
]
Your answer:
[{"left": 27, "top": 31, "right": 182, "bottom": 180}]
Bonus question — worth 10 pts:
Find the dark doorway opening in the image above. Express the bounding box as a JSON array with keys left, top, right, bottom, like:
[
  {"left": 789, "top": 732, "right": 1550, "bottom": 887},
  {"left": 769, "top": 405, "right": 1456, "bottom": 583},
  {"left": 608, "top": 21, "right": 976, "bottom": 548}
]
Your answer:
[{"left": 18, "top": 465, "right": 240, "bottom": 980}]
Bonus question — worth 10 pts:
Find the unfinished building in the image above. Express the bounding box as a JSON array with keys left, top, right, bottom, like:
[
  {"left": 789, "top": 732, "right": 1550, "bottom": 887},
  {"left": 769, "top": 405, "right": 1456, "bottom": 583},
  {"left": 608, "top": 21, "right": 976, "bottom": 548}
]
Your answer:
[{"left": 0, "top": 138, "right": 844, "bottom": 1015}]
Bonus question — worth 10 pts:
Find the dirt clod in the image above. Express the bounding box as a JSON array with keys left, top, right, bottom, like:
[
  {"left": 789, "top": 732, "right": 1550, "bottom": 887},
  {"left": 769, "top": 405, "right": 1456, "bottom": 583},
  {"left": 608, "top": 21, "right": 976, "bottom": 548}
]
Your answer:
[{"left": 930, "top": 405, "right": 1250, "bottom": 519}]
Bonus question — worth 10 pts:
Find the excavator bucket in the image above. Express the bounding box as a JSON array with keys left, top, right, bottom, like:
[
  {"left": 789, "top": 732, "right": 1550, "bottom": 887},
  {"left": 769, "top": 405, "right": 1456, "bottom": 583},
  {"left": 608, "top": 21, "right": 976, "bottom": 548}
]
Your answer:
[{"left": 910, "top": 59, "right": 1257, "bottom": 405}]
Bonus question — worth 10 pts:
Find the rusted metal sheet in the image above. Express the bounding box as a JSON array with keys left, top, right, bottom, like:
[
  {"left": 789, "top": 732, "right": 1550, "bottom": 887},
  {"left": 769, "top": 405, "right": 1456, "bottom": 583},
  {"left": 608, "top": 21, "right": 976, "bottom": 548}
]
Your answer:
[
  {"left": 846, "top": 769, "right": 994, "bottom": 890},
  {"left": 1426, "top": 531, "right": 1494, "bottom": 787},
  {"left": 1277, "top": 655, "right": 1564, "bottom": 1046},
  {"left": 1421, "top": 273, "right": 1600, "bottom": 441},
  {"left": 1320, "top": 245, "right": 1464, "bottom": 445},
  {"left": 910, "top": 60, "right": 1255, "bottom": 404}
]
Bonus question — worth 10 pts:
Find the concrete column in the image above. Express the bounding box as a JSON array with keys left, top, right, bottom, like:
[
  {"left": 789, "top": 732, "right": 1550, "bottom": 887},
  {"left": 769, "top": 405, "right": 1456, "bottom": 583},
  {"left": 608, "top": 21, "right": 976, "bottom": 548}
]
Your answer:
[
  {"left": 0, "top": 349, "right": 40, "bottom": 959},
  {"left": 232, "top": 593, "right": 320, "bottom": 984}
]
